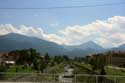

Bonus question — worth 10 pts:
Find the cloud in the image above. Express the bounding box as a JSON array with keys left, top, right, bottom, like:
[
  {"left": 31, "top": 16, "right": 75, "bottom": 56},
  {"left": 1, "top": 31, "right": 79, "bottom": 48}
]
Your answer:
[
  {"left": 0, "top": 24, "right": 64, "bottom": 45},
  {"left": 59, "top": 16, "right": 125, "bottom": 47},
  {"left": 0, "top": 16, "right": 125, "bottom": 48}
]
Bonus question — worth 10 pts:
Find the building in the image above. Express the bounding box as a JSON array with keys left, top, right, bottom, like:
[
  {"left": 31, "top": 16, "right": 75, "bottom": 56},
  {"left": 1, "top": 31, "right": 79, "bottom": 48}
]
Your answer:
[
  {"left": 0, "top": 52, "right": 18, "bottom": 65},
  {"left": 85, "top": 51, "right": 125, "bottom": 68},
  {"left": 0, "top": 50, "right": 35, "bottom": 67},
  {"left": 0, "top": 52, "right": 8, "bottom": 65},
  {"left": 106, "top": 51, "right": 125, "bottom": 67}
]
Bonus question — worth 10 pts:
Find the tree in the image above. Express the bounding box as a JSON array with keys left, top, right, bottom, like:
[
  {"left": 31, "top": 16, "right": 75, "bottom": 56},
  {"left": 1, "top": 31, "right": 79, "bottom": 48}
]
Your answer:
[
  {"left": 74, "top": 57, "right": 85, "bottom": 63},
  {"left": 0, "top": 65, "right": 6, "bottom": 79},
  {"left": 63, "top": 55, "right": 69, "bottom": 61},
  {"left": 16, "top": 49, "right": 30, "bottom": 65},
  {"left": 15, "top": 48, "right": 40, "bottom": 68},
  {"left": 54, "top": 56, "right": 64, "bottom": 64},
  {"left": 89, "top": 58, "right": 97, "bottom": 71},
  {"left": 44, "top": 53, "right": 50, "bottom": 64},
  {"left": 98, "top": 65, "right": 106, "bottom": 83},
  {"left": 39, "top": 61, "right": 47, "bottom": 73},
  {"left": 89, "top": 54, "right": 106, "bottom": 71}
]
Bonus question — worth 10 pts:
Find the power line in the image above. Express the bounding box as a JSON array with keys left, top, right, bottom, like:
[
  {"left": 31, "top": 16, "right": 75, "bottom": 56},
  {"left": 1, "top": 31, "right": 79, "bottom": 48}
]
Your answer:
[{"left": 0, "top": 2, "right": 125, "bottom": 10}]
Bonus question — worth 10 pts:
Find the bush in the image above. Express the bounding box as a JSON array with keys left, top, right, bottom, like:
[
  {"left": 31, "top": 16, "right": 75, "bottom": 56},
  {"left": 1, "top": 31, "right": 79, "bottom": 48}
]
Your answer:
[{"left": 0, "top": 65, "right": 7, "bottom": 80}]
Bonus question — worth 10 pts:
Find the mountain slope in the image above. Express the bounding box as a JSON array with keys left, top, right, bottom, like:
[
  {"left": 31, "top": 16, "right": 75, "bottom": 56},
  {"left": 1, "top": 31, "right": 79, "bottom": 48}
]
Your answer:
[
  {"left": 0, "top": 33, "right": 66, "bottom": 55},
  {"left": 64, "top": 41, "right": 104, "bottom": 51},
  {"left": 111, "top": 44, "right": 125, "bottom": 51},
  {"left": 64, "top": 41, "right": 105, "bottom": 56},
  {"left": 0, "top": 33, "right": 111, "bottom": 56},
  {"left": 77, "top": 41, "right": 103, "bottom": 50}
]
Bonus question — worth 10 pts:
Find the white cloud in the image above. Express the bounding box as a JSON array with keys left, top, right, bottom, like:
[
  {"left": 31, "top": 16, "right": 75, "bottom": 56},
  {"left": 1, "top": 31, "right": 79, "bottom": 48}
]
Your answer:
[
  {"left": 0, "top": 24, "right": 64, "bottom": 45},
  {"left": 0, "top": 16, "right": 125, "bottom": 48},
  {"left": 59, "top": 16, "right": 125, "bottom": 47}
]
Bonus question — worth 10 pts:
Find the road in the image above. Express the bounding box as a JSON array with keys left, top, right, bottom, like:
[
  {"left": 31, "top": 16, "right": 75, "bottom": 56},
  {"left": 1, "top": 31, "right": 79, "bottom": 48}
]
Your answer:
[{"left": 58, "top": 65, "right": 74, "bottom": 83}]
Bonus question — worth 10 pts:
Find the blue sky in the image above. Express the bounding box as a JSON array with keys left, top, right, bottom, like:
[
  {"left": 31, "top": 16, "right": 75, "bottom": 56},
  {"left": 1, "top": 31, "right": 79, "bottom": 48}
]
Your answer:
[
  {"left": 0, "top": 0, "right": 124, "bottom": 33},
  {"left": 0, "top": 0, "right": 125, "bottom": 47}
]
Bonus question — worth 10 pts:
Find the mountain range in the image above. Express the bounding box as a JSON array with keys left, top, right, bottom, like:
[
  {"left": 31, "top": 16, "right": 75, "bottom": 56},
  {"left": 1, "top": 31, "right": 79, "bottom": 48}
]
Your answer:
[{"left": 0, "top": 33, "right": 125, "bottom": 56}]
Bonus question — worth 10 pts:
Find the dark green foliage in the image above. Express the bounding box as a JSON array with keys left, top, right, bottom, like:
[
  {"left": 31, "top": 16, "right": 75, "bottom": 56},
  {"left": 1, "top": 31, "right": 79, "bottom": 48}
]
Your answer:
[
  {"left": 74, "top": 57, "right": 85, "bottom": 63},
  {"left": 39, "top": 60, "right": 48, "bottom": 73},
  {"left": 16, "top": 49, "right": 31, "bottom": 65},
  {"left": 15, "top": 48, "right": 39, "bottom": 67},
  {"left": 89, "top": 54, "right": 106, "bottom": 71},
  {"left": 13, "top": 49, "right": 51, "bottom": 72},
  {"left": 100, "top": 66, "right": 106, "bottom": 75},
  {"left": 89, "top": 58, "right": 97, "bottom": 70},
  {"left": 98, "top": 66, "right": 106, "bottom": 83},
  {"left": 54, "top": 56, "right": 64, "bottom": 64},
  {"left": 0, "top": 65, "right": 7, "bottom": 79},
  {"left": 53, "top": 55, "right": 71, "bottom": 64},
  {"left": 0, "top": 65, "right": 6, "bottom": 72},
  {"left": 44, "top": 53, "right": 50, "bottom": 64},
  {"left": 63, "top": 55, "right": 69, "bottom": 61}
]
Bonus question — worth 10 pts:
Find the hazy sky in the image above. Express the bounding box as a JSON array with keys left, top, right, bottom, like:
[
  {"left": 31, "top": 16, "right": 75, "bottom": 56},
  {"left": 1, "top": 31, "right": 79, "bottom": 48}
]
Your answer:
[{"left": 0, "top": 0, "right": 125, "bottom": 48}]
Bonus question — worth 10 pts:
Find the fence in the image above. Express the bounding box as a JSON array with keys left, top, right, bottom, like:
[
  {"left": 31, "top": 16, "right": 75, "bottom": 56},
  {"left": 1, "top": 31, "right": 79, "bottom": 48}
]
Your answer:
[{"left": 0, "top": 73, "right": 125, "bottom": 83}]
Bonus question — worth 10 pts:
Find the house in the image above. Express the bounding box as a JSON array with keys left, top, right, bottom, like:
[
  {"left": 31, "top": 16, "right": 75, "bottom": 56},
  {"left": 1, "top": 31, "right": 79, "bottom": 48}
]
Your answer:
[
  {"left": 0, "top": 52, "right": 18, "bottom": 66},
  {"left": 0, "top": 52, "right": 8, "bottom": 65}
]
